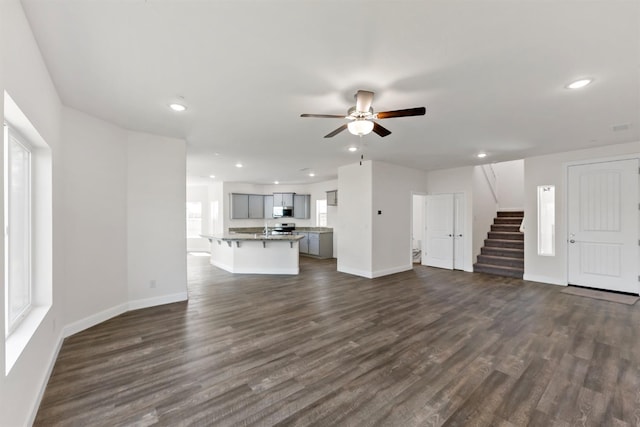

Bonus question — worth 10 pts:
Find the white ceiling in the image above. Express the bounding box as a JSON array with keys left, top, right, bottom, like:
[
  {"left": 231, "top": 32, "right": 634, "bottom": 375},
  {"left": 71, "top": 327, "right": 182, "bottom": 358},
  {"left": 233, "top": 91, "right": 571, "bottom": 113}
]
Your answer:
[{"left": 21, "top": 0, "right": 640, "bottom": 185}]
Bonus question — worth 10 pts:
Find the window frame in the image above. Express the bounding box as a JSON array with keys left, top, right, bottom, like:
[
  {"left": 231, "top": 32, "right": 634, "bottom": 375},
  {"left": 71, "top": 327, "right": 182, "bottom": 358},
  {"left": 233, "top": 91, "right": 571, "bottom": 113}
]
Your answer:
[{"left": 4, "top": 124, "right": 33, "bottom": 336}]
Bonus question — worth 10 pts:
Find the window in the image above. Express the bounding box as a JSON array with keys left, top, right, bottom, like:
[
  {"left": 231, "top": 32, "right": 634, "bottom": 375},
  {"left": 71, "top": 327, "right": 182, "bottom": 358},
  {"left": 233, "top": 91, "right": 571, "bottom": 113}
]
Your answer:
[
  {"left": 537, "top": 185, "right": 555, "bottom": 256},
  {"left": 316, "top": 199, "right": 327, "bottom": 227},
  {"left": 4, "top": 124, "right": 32, "bottom": 335},
  {"left": 186, "top": 202, "right": 202, "bottom": 238},
  {"left": 4, "top": 91, "right": 53, "bottom": 374}
]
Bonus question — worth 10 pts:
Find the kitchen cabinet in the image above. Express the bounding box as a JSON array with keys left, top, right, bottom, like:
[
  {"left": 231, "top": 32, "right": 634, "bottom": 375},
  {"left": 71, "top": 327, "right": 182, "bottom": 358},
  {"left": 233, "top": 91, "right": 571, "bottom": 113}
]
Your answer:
[
  {"left": 231, "top": 193, "right": 266, "bottom": 219},
  {"left": 298, "top": 231, "right": 333, "bottom": 258},
  {"left": 273, "top": 192, "right": 295, "bottom": 207},
  {"left": 264, "top": 195, "right": 274, "bottom": 219},
  {"left": 248, "top": 194, "right": 264, "bottom": 219},
  {"left": 294, "top": 194, "right": 310, "bottom": 219},
  {"left": 230, "top": 194, "right": 249, "bottom": 219},
  {"left": 327, "top": 190, "right": 337, "bottom": 206},
  {"left": 296, "top": 232, "right": 309, "bottom": 253}
]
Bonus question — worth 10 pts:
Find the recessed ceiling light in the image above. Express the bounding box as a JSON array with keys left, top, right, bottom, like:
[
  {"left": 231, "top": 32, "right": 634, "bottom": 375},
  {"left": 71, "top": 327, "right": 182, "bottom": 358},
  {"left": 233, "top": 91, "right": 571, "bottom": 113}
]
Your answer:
[
  {"left": 309, "top": 173, "right": 315, "bottom": 177},
  {"left": 566, "top": 79, "right": 592, "bottom": 89},
  {"left": 348, "top": 147, "right": 358, "bottom": 152},
  {"left": 274, "top": 181, "right": 279, "bottom": 184},
  {"left": 169, "top": 103, "right": 187, "bottom": 112},
  {"left": 477, "top": 153, "right": 487, "bottom": 158},
  {"left": 235, "top": 163, "right": 243, "bottom": 168},
  {"left": 209, "top": 175, "right": 215, "bottom": 179}
]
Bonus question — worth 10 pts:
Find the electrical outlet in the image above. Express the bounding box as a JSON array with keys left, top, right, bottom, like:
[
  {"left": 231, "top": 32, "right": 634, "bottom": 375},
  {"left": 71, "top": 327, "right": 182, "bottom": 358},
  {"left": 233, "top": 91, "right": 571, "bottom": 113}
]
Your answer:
[{"left": 150, "top": 279, "right": 157, "bottom": 288}]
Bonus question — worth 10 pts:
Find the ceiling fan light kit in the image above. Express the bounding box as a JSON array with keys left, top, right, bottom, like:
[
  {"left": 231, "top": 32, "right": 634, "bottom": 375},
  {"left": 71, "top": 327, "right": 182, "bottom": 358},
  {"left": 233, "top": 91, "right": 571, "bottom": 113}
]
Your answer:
[
  {"left": 301, "top": 90, "right": 426, "bottom": 138},
  {"left": 348, "top": 120, "right": 374, "bottom": 136}
]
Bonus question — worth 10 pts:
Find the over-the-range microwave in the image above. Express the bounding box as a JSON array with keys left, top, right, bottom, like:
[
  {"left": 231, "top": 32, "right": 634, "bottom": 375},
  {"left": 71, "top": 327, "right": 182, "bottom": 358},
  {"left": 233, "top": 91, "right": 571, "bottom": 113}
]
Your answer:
[{"left": 273, "top": 206, "right": 293, "bottom": 218}]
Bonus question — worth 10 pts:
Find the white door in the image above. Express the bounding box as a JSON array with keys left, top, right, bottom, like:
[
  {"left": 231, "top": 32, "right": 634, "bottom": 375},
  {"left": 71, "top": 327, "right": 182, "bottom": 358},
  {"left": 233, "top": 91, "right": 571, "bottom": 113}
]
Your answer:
[
  {"left": 568, "top": 159, "right": 639, "bottom": 294},
  {"left": 424, "top": 194, "right": 454, "bottom": 269},
  {"left": 453, "top": 193, "right": 465, "bottom": 270}
]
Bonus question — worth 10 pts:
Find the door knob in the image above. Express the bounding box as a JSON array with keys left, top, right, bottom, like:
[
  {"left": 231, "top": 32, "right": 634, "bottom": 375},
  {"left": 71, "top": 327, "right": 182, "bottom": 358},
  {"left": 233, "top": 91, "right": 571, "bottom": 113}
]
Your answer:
[
  {"left": 457, "top": 234, "right": 463, "bottom": 237},
  {"left": 569, "top": 239, "right": 575, "bottom": 243},
  {"left": 448, "top": 234, "right": 452, "bottom": 237}
]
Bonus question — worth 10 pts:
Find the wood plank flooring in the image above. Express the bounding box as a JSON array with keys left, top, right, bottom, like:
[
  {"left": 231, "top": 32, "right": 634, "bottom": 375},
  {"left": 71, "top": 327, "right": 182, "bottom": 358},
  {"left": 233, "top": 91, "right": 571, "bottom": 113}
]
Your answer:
[{"left": 35, "top": 256, "right": 640, "bottom": 426}]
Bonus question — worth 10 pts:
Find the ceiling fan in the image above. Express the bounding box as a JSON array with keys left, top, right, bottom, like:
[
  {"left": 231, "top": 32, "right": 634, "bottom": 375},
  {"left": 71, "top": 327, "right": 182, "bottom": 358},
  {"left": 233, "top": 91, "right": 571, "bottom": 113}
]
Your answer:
[{"left": 301, "top": 90, "right": 426, "bottom": 138}]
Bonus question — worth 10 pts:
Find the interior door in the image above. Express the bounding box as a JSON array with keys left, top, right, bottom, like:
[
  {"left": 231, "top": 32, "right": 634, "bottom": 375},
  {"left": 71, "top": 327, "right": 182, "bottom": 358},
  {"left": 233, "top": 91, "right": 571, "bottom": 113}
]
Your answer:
[
  {"left": 453, "top": 193, "right": 465, "bottom": 270},
  {"left": 567, "top": 159, "right": 639, "bottom": 294},
  {"left": 424, "top": 194, "right": 454, "bottom": 269}
]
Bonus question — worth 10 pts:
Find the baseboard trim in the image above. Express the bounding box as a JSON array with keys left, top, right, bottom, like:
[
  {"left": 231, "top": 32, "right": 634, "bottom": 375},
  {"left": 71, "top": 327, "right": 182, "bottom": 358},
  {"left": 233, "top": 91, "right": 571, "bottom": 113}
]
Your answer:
[
  {"left": 337, "top": 265, "right": 373, "bottom": 278},
  {"left": 337, "top": 264, "right": 413, "bottom": 279},
  {"left": 523, "top": 274, "right": 566, "bottom": 286},
  {"left": 127, "top": 291, "right": 189, "bottom": 311},
  {"left": 371, "top": 265, "right": 413, "bottom": 278},
  {"left": 28, "top": 329, "right": 64, "bottom": 427},
  {"left": 63, "top": 303, "right": 129, "bottom": 338}
]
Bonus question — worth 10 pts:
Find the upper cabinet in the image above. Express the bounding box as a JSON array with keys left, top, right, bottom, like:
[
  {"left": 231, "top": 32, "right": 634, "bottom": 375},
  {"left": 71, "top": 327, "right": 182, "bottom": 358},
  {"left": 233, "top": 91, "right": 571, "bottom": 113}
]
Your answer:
[
  {"left": 326, "top": 190, "right": 338, "bottom": 206},
  {"left": 230, "top": 194, "right": 250, "bottom": 219},
  {"left": 248, "top": 194, "right": 264, "bottom": 219},
  {"left": 273, "top": 192, "right": 295, "bottom": 207},
  {"left": 294, "top": 194, "right": 310, "bottom": 219},
  {"left": 264, "top": 195, "right": 274, "bottom": 219},
  {"left": 231, "top": 192, "right": 310, "bottom": 219}
]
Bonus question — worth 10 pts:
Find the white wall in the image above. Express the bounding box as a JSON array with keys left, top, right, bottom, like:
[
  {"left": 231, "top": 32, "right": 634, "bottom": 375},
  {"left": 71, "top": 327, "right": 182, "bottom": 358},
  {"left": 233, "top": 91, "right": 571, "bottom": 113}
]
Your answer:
[
  {"left": 426, "top": 166, "right": 474, "bottom": 272},
  {"left": 493, "top": 159, "right": 524, "bottom": 211},
  {"left": 337, "top": 161, "right": 373, "bottom": 276},
  {"left": 472, "top": 165, "right": 498, "bottom": 267},
  {"left": 127, "top": 132, "right": 188, "bottom": 306},
  {"left": 1, "top": 1, "right": 64, "bottom": 425},
  {"left": 524, "top": 141, "right": 640, "bottom": 285},
  {"left": 337, "top": 161, "right": 426, "bottom": 278},
  {"left": 371, "top": 162, "right": 427, "bottom": 277},
  {"left": 186, "top": 185, "right": 211, "bottom": 252},
  {"left": 209, "top": 181, "right": 224, "bottom": 234},
  {"left": 61, "top": 108, "right": 128, "bottom": 325},
  {"left": 1, "top": 3, "right": 190, "bottom": 424}
]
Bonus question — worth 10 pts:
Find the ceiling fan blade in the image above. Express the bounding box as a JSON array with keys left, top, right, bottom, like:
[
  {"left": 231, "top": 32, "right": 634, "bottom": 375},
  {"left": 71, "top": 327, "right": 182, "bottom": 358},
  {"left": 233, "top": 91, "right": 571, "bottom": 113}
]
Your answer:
[
  {"left": 376, "top": 107, "right": 426, "bottom": 119},
  {"left": 324, "top": 124, "right": 348, "bottom": 138},
  {"left": 301, "top": 113, "right": 346, "bottom": 118},
  {"left": 355, "top": 90, "right": 374, "bottom": 113},
  {"left": 373, "top": 122, "right": 392, "bottom": 137}
]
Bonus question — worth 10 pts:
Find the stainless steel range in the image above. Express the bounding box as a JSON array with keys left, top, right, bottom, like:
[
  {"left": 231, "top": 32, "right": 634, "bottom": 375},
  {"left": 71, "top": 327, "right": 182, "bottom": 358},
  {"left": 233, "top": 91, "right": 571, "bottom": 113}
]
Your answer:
[{"left": 271, "top": 223, "right": 296, "bottom": 235}]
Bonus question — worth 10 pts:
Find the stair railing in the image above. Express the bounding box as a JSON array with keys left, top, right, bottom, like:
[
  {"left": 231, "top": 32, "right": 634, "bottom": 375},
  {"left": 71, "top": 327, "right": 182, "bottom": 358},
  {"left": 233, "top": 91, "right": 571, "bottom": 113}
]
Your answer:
[{"left": 481, "top": 164, "right": 498, "bottom": 203}]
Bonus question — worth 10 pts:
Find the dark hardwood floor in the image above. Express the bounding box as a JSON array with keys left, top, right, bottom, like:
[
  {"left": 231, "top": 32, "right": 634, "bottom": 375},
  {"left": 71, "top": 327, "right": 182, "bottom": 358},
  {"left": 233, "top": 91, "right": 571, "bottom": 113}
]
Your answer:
[{"left": 35, "top": 255, "right": 640, "bottom": 426}]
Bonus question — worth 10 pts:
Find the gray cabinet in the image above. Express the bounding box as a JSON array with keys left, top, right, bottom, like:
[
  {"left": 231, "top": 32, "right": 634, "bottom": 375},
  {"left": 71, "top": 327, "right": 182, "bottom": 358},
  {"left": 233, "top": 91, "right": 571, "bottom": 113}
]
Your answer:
[
  {"left": 327, "top": 190, "right": 337, "bottom": 206},
  {"left": 296, "top": 232, "right": 309, "bottom": 253},
  {"left": 264, "top": 195, "right": 274, "bottom": 219},
  {"left": 273, "top": 192, "right": 295, "bottom": 207},
  {"left": 298, "top": 231, "right": 333, "bottom": 258},
  {"left": 308, "top": 233, "right": 320, "bottom": 256},
  {"left": 294, "top": 194, "right": 310, "bottom": 219},
  {"left": 230, "top": 194, "right": 249, "bottom": 219},
  {"left": 248, "top": 194, "right": 264, "bottom": 219},
  {"left": 231, "top": 193, "right": 265, "bottom": 219}
]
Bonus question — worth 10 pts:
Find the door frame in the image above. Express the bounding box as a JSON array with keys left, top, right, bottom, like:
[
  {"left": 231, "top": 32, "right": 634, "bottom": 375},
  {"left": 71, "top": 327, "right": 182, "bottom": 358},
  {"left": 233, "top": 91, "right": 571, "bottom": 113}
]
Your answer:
[
  {"left": 564, "top": 153, "right": 640, "bottom": 290},
  {"left": 421, "top": 192, "right": 467, "bottom": 271},
  {"left": 411, "top": 191, "right": 427, "bottom": 267}
]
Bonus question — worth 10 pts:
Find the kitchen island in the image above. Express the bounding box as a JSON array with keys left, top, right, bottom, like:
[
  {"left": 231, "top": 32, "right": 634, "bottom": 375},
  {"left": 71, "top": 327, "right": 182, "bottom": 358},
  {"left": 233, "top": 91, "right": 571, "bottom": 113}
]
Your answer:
[{"left": 202, "top": 233, "right": 304, "bottom": 275}]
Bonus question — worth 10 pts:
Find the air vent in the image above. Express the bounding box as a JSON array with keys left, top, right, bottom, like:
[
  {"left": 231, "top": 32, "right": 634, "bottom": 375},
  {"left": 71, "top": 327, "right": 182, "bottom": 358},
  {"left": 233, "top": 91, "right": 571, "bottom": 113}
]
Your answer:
[{"left": 611, "top": 123, "right": 631, "bottom": 132}]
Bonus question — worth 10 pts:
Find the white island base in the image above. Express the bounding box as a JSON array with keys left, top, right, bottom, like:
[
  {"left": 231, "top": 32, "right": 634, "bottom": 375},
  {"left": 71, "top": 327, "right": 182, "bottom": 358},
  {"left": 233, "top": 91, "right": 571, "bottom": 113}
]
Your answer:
[{"left": 204, "top": 234, "right": 304, "bottom": 275}]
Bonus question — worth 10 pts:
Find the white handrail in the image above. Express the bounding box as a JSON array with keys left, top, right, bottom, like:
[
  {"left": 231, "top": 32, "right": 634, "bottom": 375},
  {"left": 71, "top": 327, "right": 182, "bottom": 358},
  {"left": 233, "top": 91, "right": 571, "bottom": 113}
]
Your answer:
[{"left": 481, "top": 164, "right": 498, "bottom": 203}]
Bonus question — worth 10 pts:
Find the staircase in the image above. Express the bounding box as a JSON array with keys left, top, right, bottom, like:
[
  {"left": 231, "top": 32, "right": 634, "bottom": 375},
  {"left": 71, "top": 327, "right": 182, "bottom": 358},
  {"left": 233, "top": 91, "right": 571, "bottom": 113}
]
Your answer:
[{"left": 474, "top": 211, "right": 524, "bottom": 279}]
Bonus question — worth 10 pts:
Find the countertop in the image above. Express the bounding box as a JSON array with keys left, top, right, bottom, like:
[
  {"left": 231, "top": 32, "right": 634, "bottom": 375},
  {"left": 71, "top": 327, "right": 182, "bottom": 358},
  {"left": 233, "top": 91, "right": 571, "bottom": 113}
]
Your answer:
[
  {"left": 202, "top": 233, "right": 305, "bottom": 241},
  {"left": 228, "top": 227, "right": 333, "bottom": 234}
]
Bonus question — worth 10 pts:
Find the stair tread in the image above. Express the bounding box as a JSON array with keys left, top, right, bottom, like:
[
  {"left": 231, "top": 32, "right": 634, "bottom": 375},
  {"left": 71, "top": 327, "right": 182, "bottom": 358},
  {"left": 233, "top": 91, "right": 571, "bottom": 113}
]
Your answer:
[
  {"left": 482, "top": 246, "right": 523, "bottom": 252},
  {"left": 478, "top": 254, "right": 524, "bottom": 262},
  {"left": 474, "top": 263, "right": 524, "bottom": 272}
]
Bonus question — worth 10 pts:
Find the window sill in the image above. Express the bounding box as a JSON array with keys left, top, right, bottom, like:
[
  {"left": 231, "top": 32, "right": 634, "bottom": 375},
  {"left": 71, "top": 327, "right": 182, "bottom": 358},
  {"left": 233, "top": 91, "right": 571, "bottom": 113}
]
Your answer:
[{"left": 5, "top": 305, "right": 51, "bottom": 375}]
